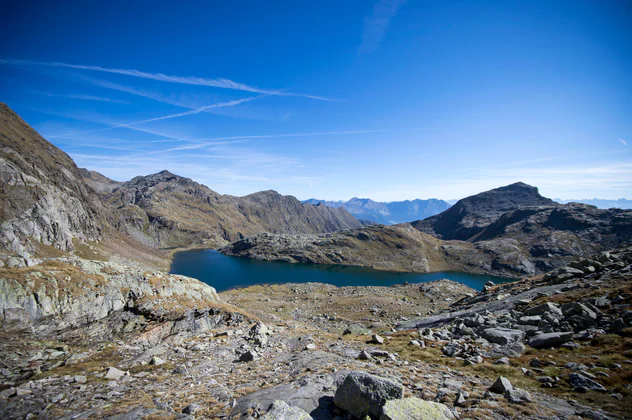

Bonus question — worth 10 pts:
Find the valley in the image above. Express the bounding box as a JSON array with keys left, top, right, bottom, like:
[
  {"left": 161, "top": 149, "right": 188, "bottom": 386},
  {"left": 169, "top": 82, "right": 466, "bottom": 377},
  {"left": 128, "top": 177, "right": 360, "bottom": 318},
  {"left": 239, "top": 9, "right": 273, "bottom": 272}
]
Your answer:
[{"left": 0, "top": 104, "right": 631, "bottom": 419}]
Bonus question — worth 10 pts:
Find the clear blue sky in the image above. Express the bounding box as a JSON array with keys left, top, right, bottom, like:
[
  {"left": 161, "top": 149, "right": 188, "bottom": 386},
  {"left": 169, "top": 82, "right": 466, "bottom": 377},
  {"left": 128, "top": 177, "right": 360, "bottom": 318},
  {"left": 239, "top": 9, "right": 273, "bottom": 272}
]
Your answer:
[{"left": 1, "top": 0, "right": 631, "bottom": 201}]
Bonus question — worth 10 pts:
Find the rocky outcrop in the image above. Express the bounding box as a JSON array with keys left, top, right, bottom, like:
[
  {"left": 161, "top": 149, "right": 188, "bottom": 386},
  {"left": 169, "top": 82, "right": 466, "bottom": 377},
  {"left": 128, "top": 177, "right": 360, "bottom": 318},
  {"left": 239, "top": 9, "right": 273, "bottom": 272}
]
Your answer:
[
  {"left": 220, "top": 224, "right": 517, "bottom": 275},
  {"left": 398, "top": 246, "right": 632, "bottom": 365},
  {"left": 0, "top": 103, "right": 106, "bottom": 253},
  {"left": 0, "top": 258, "right": 245, "bottom": 344}
]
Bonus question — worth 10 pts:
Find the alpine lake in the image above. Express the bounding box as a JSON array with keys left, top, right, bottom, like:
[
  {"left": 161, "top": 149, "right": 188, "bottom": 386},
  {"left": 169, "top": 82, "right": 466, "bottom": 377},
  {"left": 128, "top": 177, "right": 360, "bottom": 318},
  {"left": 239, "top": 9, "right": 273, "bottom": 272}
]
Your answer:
[{"left": 170, "top": 249, "right": 514, "bottom": 292}]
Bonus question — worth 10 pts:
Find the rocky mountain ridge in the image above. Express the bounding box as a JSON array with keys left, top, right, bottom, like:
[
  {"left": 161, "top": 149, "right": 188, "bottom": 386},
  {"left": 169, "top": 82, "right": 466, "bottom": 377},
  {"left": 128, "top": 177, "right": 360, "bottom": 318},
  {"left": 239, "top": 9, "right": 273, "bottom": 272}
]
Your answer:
[
  {"left": 0, "top": 103, "right": 362, "bottom": 263},
  {"left": 102, "top": 170, "right": 362, "bottom": 249},
  {"left": 303, "top": 197, "right": 451, "bottom": 225},
  {"left": 222, "top": 185, "right": 632, "bottom": 277}
]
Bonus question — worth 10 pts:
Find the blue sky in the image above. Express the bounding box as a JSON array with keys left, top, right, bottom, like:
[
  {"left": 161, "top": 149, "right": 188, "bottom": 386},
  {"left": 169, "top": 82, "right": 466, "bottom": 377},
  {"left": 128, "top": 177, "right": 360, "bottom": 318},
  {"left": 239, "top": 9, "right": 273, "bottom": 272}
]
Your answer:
[{"left": 1, "top": 0, "right": 631, "bottom": 201}]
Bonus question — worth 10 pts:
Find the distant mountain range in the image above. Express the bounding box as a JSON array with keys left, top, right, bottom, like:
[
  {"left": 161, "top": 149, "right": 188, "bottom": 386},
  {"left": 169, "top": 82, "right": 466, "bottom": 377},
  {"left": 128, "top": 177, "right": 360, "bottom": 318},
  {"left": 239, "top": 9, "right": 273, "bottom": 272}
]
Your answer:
[
  {"left": 554, "top": 198, "right": 632, "bottom": 209},
  {"left": 302, "top": 197, "right": 451, "bottom": 225}
]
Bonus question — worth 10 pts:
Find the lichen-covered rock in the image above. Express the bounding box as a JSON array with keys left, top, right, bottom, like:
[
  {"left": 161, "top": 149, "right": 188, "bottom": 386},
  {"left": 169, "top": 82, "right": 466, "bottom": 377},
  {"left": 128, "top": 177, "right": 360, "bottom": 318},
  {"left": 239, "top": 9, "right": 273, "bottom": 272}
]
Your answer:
[
  {"left": 334, "top": 371, "right": 403, "bottom": 418},
  {"left": 380, "top": 397, "right": 455, "bottom": 420},
  {"left": 260, "top": 400, "right": 312, "bottom": 420},
  {"left": 0, "top": 258, "right": 235, "bottom": 343}
]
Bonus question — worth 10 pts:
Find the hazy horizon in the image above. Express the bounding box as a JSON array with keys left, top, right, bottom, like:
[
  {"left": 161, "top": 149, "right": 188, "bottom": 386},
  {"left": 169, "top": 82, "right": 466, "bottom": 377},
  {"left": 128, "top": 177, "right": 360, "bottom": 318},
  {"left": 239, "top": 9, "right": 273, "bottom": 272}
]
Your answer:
[{"left": 1, "top": 0, "right": 630, "bottom": 201}]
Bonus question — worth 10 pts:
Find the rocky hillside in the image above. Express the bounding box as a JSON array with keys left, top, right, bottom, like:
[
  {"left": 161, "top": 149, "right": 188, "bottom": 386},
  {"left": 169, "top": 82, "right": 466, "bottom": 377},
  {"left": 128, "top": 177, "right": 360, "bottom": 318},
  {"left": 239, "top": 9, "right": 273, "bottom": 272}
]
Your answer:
[
  {"left": 103, "top": 170, "right": 362, "bottom": 249},
  {"left": 222, "top": 188, "right": 632, "bottom": 277},
  {"left": 0, "top": 104, "right": 361, "bottom": 260},
  {"left": 304, "top": 197, "right": 451, "bottom": 225},
  {"left": 0, "top": 103, "right": 107, "bottom": 254},
  {"left": 1, "top": 246, "right": 629, "bottom": 419},
  {"left": 413, "top": 182, "right": 556, "bottom": 240}
]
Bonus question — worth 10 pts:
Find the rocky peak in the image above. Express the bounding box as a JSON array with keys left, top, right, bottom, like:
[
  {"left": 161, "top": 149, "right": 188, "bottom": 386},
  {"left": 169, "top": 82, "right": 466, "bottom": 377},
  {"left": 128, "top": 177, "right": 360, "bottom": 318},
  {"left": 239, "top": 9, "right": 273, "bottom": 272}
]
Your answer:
[{"left": 412, "top": 182, "right": 558, "bottom": 241}]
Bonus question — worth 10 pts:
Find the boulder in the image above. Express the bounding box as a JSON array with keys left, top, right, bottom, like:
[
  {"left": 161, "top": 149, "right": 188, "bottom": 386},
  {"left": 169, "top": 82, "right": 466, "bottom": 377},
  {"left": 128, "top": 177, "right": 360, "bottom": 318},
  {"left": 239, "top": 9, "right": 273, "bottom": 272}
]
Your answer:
[
  {"left": 524, "top": 302, "right": 563, "bottom": 318},
  {"left": 504, "top": 388, "right": 532, "bottom": 403},
  {"left": 528, "top": 332, "right": 573, "bottom": 349},
  {"left": 105, "top": 367, "right": 127, "bottom": 380},
  {"left": 380, "top": 397, "right": 455, "bottom": 420},
  {"left": 232, "top": 375, "right": 337, "bottom": 418},
  {"left": 489, "top": 377, "right": 512, "bottom": 394},
  {"left": 261, "top": 400, "right": 312, "bottom": 420},
  {"left": 239, "top": 350, "right": 258, "bottom": 362},
  {"left": 480, "top": 328, "right": 525, "bottom": 345},
  {"left": 568, "top": 373, "right": 607, "bottom": 392},
  {"left": 371, "top": 334, "right": 385, "bottom": 344},
  {"left": 334, "top": 371, "right": 403, "bottom": 418}
]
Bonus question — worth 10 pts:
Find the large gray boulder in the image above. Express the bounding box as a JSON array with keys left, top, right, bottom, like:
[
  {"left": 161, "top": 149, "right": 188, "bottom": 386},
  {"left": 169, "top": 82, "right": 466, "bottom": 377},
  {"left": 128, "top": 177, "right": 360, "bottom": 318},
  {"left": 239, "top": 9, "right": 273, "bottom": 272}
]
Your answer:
[
  {"left": 334, "top": 371, "right": 403, "bottom": 418},
  {"left": 528, "top": 332, "right": 573, "bottom": 349},
  {"left": 380, "top": 397, "right": 455, "bottom": 420},
  {"left": 480, "top": 328, "right": 525, "bottom": 345},
  {"left": 489, "top": 377, "right": 513, "bottom": 394},
  {"left": 568, "top": 373, "right": 607, "bottom": 392},
  {"left": 261, "top": 400, "right": 312, "bottom": 420},
  {"left": 232, "top": 375, "right": 337, "bottom": 419},
  {"left": 524, "top": 302, "right": 563, "bottom": 318}
]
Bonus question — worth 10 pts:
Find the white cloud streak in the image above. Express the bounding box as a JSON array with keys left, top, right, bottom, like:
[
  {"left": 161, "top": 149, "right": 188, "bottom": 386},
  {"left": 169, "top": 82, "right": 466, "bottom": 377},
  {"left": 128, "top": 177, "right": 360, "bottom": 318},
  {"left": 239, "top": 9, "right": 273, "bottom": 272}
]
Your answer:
[
  {"left": 359, "top": 0, "right": 407, "bottom": 55},
  {"left": 620, "top": 138, "right": 627, "bottom": 146},
  {"left": 31, "top": 90, "right": 130, "bottom": 104},
  {"left": 48, "top": 96, "right": 263, "bottom": 138},
  {"left": 159, "top": 129, "right": 395, "bottom": 152},
  {"left": 0, "top": 58, "right": 330, "bottom": 100}
]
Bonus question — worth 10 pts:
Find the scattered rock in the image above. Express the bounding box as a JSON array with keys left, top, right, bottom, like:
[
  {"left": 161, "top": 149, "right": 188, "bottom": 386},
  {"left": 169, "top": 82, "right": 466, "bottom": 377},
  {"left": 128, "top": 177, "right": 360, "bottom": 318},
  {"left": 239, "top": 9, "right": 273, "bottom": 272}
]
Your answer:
[
  {"left": 333, "top": 371, "right": 403, "bottom": 418},
  {"left": 371, "top": 334, "right": 385, "bottom": 345},
  {"left": 380, "top": 397, "right": 455, "bottom": 419},
  {"left": 489, "top": 377, "right": 512, "bottom": 394},
  {"left": 568, "top": 373, "right": 607, "bottom": 392},
  {"left": 528, "top": 332, "right": 574, "bottom": 349},
  {"left": 105, "top": 367, "right": 127, "bottom": 380},
  {"left": 504, "top": 388, "right": 532, "bottom": 403}
]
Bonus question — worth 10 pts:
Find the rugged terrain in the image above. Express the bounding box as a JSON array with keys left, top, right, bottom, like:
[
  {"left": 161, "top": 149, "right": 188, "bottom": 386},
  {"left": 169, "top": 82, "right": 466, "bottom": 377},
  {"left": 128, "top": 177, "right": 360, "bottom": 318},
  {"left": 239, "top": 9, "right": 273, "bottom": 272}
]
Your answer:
[
  {"left": 223, "top": 185, "right": 632, "bottom": 277},
  {"left": 101, "top": 172, "right": 362, "bottom": 250},
  {"left": 303, "top": 197, "right": 451, "bottom": 225},
  {"left": 1, "top": 104, "right": 631, "bottom": 419},
  {"left": 0, "top": 102, "right": 361, "bottom": 269},
  {"left": 413, "top": 182, "right": 557, "bottom": 241},
  {"left": 0, "top": 247, "right": 630, "bottom": 419}
]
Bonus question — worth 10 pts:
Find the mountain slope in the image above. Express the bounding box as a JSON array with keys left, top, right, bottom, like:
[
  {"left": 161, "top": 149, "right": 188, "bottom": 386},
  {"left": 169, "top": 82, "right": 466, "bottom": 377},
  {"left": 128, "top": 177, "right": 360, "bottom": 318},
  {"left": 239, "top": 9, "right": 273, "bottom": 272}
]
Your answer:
[
  {"left": 0, "top": 103, "right": 106, "bottom": 253},
  {"left": 224, "top": 185, "right": 632, "bottom": 277},
  {"left": 303, "top": 197, "right": 451, "bottom": 224},
  {"left": 103, "top": 171, "right": 362, "bottom": 249},
  {"left": 412, "top": 182, "right": 556, "bottom": 240}
]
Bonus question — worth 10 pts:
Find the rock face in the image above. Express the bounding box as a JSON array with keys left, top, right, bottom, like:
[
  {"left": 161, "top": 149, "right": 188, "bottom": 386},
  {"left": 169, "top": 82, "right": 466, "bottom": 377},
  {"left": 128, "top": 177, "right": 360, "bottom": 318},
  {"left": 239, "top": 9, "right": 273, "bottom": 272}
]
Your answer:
[
  {"left": 0, "top": 103, "right": 106, "bottom": 253},
  {"left": 0, "top": 257, "right": 243, "bottom": 343},
  {"left": 333, "top": 371, "right": 403, "bottom": 418},
  {"left": 303, "top": 197, "right": 452, "bottom": 225},
  {"left": 412, "top": 182, "right": 556, "bottom": 240},
  {"left": 104, "top": 171, "right": 363, "bottom": 249}
]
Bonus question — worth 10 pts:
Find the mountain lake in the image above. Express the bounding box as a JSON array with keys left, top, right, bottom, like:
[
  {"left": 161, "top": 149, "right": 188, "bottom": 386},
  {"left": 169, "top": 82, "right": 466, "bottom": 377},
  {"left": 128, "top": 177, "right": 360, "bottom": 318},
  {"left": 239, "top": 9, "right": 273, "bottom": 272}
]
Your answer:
[{"left": 170, "top": 249, "right": 515, "bottom": 292}]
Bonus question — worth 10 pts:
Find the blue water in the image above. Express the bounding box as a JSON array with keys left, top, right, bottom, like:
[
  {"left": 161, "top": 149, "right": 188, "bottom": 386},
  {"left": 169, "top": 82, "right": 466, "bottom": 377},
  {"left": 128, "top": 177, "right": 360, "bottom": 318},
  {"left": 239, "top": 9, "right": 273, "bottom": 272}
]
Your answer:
[{"left": 170, "top": 249, "right": 514, "bottom": 292}]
